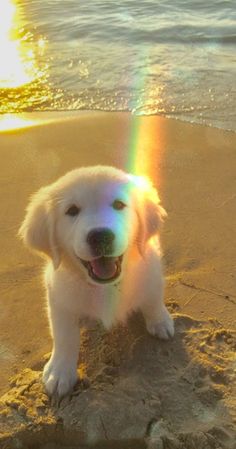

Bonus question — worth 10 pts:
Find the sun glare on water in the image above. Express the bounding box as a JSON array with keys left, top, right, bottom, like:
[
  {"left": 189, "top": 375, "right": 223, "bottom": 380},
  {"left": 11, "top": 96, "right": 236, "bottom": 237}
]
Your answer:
[{"left": 0, "top": 0, "right": 41, "bottom": 88}]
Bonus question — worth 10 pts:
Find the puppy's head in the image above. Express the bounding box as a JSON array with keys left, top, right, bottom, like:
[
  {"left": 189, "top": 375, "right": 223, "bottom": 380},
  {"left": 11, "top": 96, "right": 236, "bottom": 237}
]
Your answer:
[{"left": 19, "top": 166, "right": 166, "bottom": 285}]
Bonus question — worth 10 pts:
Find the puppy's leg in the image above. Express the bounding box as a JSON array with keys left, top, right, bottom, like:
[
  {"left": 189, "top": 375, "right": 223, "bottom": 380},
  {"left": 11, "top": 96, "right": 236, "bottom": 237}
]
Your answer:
[
  {"left": 142, "top": 302, "right": 174, "bottom": 340},
  {"left": 43, "top": 298, "right": 79, "bottom": 397},
  {"left": 140, "top": 275, "right": 174, "bottom": 340}
]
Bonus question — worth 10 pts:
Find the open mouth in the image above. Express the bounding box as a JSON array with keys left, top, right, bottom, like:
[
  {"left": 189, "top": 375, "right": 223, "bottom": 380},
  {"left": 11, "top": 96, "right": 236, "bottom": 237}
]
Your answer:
[{"left": 79, "top": 255, "right": 123, "bottom": 284}]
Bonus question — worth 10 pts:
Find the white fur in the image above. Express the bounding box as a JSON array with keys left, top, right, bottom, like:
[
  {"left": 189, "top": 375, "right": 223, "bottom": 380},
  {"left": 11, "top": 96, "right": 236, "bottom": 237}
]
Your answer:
[{"left": 19, "top": 165, "right": 174, "bottom": 397}]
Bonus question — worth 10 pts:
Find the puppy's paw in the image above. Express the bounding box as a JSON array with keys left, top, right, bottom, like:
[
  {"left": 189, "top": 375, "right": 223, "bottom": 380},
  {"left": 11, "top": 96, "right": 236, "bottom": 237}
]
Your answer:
[
  {"left": 146, "top": 308, "right": 174, "bottom": 340},
  {"left": 43, "top": 356, "right": 78, "bottom": 398}
]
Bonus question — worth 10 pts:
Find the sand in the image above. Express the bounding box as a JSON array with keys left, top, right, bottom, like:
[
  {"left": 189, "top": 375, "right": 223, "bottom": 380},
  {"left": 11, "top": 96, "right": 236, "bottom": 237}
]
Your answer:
[{"left": 0, "top": 112, "right": 235, "bottom": 448}]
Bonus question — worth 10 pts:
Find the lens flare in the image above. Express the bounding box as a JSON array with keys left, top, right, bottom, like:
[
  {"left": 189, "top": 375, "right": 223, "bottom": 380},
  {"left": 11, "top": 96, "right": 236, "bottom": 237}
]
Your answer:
[
  {"left": 126, "top": 113, "right": 165, "bottom": 190},
  {"left": 125, "top": 47, "right": 166, "bottom": 186}
]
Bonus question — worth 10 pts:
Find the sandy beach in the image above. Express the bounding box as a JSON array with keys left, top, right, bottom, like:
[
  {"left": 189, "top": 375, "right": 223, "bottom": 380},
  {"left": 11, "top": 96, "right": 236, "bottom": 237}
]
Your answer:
[{"left": 0, "top": 112, "right": 235, "bottom": 448}]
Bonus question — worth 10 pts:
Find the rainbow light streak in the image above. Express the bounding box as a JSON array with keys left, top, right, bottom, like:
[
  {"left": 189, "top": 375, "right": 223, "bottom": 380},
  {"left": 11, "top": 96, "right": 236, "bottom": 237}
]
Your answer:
[
  {"left": 110, "top": 72, "right": 167, "bottom": 309},
  {"left": 126, "top": 113, "right": 165, "bottom": 188},
  {"left": 105, "top": 51, "right": 166, "bottom": 312},
  {"left": 125, "top": 48, "right": 165, "bottom": 184}
]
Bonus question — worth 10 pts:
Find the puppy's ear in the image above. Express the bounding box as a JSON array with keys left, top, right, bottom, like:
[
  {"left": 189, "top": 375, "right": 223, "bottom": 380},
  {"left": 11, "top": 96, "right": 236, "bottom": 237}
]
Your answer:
[
  {"left": 19, "top": 187, "right": 61, "bottom": 269},
  {"left": 131, "top": 175, "right": 167, "bottom": 257}
]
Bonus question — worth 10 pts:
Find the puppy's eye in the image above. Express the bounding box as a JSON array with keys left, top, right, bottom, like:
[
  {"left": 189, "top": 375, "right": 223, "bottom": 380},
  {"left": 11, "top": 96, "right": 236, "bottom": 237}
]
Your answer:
[
  {"left": 112, "top": 200, "right": 126, "bottom": 211},
  {"left": 66, "top": 205, "right": 80, "bottom": 216}
]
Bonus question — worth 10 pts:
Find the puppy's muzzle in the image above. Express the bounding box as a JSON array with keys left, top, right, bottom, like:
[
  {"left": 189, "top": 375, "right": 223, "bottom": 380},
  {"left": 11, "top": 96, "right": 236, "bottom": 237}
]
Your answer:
[
  {"left": 87, "top": 228, "right": 115, "bottom": 256},
  {"left": 78, "top": 228, "right": 122, "bottom": 284}
]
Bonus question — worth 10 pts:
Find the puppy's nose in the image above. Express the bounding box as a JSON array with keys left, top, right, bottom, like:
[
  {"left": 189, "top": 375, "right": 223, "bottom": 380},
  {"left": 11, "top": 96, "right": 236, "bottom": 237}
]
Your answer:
[{"left": 87, "top": 228, "right": 115, "bottom": 256}]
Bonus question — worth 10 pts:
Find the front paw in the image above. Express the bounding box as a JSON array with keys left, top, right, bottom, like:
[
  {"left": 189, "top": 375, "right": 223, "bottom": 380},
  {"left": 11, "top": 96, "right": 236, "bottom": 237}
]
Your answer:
[
  {"left": 43, "top": 356, "right": 78, "bottom": 397},
  {"left": 146, "top": 308, "right": 175, "bottom": 340}
]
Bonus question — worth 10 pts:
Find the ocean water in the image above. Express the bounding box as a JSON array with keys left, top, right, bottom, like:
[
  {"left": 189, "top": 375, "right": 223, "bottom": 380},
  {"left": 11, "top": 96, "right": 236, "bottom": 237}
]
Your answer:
[{"left": 0, "top": 0, "right": 235, "bottom": 130}]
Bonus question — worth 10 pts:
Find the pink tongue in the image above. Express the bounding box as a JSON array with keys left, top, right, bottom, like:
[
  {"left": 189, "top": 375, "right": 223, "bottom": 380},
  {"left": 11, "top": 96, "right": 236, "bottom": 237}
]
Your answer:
[{"left": 90, "top": 257, "right": 117, "bottom": 280}]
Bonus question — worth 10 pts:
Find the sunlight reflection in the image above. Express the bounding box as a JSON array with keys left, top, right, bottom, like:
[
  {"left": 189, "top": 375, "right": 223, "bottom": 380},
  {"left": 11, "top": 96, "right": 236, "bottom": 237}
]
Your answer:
[
  {"left": 0, "top": 114, "right": 35, "bottom": 131},
  {"left": 0, "top": 0, "right": 44, "bottom": 88},
  {"left": 0, "top": 113, "right": 64, "bottom": 132}
]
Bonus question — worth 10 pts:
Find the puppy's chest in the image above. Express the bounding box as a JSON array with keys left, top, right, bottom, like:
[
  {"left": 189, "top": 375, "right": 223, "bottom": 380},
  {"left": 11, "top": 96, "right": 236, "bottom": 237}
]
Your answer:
[{"left": 81, "top": 284, "right": 130, "bottom": 328}]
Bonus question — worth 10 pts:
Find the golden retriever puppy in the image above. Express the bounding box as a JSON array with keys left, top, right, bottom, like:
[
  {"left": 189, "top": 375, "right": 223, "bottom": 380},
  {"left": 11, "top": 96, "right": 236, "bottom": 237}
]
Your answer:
[{"left": 19, "top": 165, "right": 174, "bottom": 397}]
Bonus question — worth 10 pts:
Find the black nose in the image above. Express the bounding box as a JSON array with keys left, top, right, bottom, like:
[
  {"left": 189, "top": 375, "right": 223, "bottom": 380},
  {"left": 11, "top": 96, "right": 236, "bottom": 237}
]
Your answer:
[{"left": 87, "top": 228, "right": 115, "bottom": 256}]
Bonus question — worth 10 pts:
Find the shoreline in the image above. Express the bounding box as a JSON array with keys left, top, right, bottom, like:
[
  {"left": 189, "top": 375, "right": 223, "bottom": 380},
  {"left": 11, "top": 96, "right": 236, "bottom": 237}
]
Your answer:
[{"left": 0, "top": 110, "right": 235, "bottom": 134}]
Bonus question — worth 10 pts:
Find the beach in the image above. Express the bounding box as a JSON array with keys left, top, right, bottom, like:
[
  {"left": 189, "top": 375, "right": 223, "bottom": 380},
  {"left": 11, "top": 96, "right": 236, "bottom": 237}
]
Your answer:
[{"left": 0, "top": 112, "right": 236, "bottom": 448}]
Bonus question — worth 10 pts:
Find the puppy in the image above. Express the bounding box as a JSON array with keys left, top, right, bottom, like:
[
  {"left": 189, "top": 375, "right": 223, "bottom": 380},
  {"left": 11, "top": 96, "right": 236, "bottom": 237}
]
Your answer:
[{"left": 19, "top": 165, "right": 174, "bottom": 397}]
